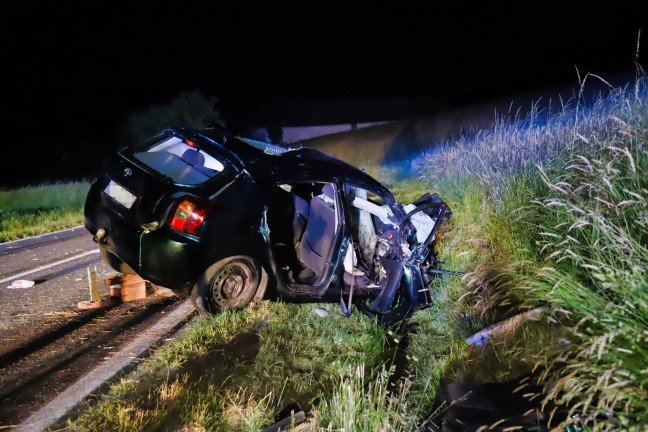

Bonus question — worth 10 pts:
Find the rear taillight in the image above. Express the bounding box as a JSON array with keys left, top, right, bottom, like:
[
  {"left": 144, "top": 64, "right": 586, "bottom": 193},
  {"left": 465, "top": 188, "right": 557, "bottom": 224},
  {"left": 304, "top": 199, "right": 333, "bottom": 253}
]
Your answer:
[{"left": 170, "top": 199, "right": 210, "bottom": 236}]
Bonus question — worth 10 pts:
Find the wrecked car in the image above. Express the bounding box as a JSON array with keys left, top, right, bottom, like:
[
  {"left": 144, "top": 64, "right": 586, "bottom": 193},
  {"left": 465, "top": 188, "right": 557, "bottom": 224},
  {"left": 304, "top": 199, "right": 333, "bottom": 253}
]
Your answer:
[{"left": 84, "top": 127, "right": 452, "bottom": 325}]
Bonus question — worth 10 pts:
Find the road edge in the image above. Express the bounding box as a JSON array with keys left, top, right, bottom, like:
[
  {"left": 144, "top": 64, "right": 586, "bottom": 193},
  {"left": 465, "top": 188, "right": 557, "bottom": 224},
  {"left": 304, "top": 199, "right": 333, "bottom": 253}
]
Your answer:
[
  {"left": 15, "top": 300, "right": 196, "bottom": 432},
  {"left": 0, "top": 225, "right": 87, "bottom": 254}
]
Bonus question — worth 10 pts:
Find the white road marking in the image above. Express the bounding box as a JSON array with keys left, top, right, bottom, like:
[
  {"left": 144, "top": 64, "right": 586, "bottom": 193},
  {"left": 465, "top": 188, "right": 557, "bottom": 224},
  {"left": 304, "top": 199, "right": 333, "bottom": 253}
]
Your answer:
[{"left": 0, "top": 249, "right": 100, "bottom": 284}]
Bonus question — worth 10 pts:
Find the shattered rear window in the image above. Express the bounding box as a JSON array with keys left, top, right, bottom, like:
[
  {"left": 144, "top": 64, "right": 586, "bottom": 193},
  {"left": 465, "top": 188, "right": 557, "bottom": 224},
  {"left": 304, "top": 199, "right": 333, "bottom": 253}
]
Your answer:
[{"left": 133, "top": 136, "right": 225, "bottom": 185}]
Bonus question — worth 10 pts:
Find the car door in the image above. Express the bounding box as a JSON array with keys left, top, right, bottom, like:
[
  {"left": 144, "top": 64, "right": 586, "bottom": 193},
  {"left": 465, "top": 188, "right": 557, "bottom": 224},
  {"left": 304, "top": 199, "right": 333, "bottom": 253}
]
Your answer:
[{"left": 266, "top": 181, "right": 346, "bottom": 296}]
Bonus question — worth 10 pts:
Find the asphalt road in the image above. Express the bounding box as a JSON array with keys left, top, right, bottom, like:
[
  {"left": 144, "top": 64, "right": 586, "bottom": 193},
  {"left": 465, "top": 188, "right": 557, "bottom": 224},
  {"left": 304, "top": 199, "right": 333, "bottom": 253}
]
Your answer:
[
  {"left": 0, "top": 227, "right": 198, "bottom": 431},
  {"left": 15, "top": 299, "right": 195, "bottom": 432},
  {"left": 0, "top": 226, "right": 116, "bottom": 347}
]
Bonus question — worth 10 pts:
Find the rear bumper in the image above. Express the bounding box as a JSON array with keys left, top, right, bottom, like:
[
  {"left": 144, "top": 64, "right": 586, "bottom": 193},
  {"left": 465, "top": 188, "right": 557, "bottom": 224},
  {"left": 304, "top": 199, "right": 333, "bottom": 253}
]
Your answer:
[{"left": 92, "top": 226, "right": 200, "bottom": 293}]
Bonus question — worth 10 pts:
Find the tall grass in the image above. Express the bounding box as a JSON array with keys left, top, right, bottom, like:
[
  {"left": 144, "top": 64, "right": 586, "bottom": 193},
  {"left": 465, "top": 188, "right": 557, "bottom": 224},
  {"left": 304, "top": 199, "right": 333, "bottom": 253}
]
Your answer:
[
  {"left": 520, "top": 138, "right": 648, "bottom": 428},
  {"left": 415, "top": 74, "right": 647, "bottom": 200},
  {"left": 317, "top": 363, "right": 419, "bottom": 431},
  {"left": 413, "top": 74, "right": 648, "bottom": 429}
]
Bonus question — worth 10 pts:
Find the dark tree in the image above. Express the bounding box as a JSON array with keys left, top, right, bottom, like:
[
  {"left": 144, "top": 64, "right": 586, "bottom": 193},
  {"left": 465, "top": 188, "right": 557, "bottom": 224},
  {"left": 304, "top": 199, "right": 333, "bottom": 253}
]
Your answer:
[
  {"left": 122, "top": 90, "right": 224, "bottom": 144},
  {"left": 266, "top": 124, "right": 284, "bottom": 144}
]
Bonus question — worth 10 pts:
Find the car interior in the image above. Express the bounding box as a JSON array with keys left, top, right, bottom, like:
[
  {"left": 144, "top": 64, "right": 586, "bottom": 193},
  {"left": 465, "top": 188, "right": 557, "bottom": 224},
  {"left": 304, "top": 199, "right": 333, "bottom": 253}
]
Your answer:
[
  {"left": 267, "top": 182, "right": 343, "bottom": 286},
  {"left": 267, "top": 181, "right": 387, "bottom": 291},
  {"left": 133, "top": 137, "right": 224, "bottom": 185}
]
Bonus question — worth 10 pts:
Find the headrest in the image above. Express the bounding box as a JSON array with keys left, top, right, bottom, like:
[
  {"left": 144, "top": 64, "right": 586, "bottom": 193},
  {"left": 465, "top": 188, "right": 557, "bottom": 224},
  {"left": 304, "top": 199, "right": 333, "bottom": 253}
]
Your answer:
[
  {"left": 182, "top": 149, "right": 205, "bottom": 166},
  {"left": 321, "top": 183, "right": 335, "bottom": 199}
]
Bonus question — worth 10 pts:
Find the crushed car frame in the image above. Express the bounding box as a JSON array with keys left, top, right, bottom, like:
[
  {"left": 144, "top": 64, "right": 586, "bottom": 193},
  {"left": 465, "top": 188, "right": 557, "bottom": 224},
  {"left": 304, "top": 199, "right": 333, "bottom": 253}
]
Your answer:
[{"left": 84, "top": 127, "right": 452, "bottom": 325}]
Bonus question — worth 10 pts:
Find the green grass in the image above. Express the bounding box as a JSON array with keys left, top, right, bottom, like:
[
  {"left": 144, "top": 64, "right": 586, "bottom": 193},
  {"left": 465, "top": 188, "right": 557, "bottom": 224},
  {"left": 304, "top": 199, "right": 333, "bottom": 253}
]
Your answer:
[
  {"left": 70, "top": 301, "right": 390, "bottom": 431},
  {"left": 9, "top": 74, "right": 648, "bottom": 431},
  {"left": 0, "top": 180, "right": 90, "bottom": 242}
]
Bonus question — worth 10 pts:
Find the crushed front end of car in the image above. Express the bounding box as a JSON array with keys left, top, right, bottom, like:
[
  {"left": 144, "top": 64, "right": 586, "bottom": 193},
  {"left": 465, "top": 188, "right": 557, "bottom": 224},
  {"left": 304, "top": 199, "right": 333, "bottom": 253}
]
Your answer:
[{"left": 344, "top": 190, "right": 453, "bottom": 326}]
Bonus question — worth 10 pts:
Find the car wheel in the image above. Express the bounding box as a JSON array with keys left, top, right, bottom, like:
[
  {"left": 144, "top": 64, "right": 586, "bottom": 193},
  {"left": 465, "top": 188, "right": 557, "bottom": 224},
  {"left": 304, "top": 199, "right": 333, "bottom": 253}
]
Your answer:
[{"left": 192, "top": 256, "right": 268, "bottom": 314}]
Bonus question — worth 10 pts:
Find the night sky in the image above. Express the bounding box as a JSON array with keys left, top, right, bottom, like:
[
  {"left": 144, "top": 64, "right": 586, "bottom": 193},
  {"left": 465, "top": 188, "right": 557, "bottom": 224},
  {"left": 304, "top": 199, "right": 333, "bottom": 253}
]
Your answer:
[{"left": 3, "top": 1, "right": 647, "bottom": 186}]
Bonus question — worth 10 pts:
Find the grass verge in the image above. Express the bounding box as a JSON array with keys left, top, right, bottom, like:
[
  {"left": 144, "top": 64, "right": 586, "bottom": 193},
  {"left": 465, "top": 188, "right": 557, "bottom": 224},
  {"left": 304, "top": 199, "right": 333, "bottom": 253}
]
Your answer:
[{"left": 0, "top": 180, "right": 90, "bottom": 242}]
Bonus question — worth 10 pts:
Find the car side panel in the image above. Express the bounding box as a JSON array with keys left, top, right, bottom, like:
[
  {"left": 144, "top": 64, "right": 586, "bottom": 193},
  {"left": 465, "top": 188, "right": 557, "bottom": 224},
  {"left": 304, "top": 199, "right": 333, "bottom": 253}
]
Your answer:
[
  {"left": 140, "top": 172, "right": 269, "bottom": 293},
  {"left": 192, "top": 172, "right": 270, "bottom": 277}
]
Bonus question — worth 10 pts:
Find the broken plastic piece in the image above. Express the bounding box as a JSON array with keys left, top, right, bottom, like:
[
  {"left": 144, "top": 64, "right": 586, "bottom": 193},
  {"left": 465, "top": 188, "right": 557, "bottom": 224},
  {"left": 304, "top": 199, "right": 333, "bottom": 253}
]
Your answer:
[
  {"left": 7, "top": 280, "right": 35, "bottom": 289},
  {"left": 466, "top": 308, "right": 544, "bottom": 347},
  {"left": 312, "top": 308, "right": 329, "bottom": 318}
]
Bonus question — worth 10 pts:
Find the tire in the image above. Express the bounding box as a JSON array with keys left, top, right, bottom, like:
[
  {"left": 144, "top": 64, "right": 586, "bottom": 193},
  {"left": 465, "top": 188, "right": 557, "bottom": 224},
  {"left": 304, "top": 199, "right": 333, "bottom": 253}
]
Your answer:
[{"left": 192, "top": 256, "right": 268, "bottom": 314}]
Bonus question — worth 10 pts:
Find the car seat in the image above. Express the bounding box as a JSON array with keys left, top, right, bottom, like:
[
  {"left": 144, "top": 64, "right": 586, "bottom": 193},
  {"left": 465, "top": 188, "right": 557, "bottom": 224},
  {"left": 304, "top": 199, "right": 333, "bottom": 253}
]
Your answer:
[
  {"left": 292, "top": 194, "right": 309, "bottom": 246},
  {"left": 297, "top": 184, "right": 338, "bottom": 283}
]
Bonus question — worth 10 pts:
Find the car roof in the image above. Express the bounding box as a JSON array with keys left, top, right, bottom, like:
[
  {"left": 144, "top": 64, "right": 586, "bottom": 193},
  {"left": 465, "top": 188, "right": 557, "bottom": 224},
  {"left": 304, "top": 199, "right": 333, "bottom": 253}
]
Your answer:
[{"left": 192, "top": 127, "right": 398, "bottom": 203}]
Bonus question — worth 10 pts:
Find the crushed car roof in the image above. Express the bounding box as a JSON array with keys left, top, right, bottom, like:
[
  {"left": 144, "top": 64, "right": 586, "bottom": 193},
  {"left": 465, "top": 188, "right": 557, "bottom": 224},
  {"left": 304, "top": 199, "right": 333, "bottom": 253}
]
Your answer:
[{"left": 192, "top": 127, "right": 398, "bottom": 200}]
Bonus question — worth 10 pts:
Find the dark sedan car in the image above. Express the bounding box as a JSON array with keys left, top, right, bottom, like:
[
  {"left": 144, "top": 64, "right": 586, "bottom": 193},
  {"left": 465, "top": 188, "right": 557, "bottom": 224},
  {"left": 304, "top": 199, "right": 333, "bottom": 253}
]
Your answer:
[{"left": 84, "top": 127, "right": 452, "bottom": 325}]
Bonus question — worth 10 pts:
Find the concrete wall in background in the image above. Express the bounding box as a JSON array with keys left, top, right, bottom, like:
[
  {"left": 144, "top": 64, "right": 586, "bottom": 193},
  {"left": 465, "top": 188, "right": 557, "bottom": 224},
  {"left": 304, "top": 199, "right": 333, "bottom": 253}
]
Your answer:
[
  {"left": 241, "top": 71, "right": 636, "bottom": 146},
  {"left": 243, "top": 122, "right": 390, "bottom": 144}
]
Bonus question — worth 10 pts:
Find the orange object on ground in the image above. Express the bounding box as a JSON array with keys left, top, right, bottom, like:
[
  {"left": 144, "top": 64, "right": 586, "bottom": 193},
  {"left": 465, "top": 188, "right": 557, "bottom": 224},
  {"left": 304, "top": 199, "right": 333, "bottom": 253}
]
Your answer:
[
  {"left": 120, "top": 275, "right": 147, "bottom": 301},
  {"left": 77, "top": 298, "right": 116, "bottom": 309},
  {"left": 79, "top": 274, "right": 156, "bottom": 309},
  {"left": 104, "top": 274, "right": 151, "bottom": 302}
]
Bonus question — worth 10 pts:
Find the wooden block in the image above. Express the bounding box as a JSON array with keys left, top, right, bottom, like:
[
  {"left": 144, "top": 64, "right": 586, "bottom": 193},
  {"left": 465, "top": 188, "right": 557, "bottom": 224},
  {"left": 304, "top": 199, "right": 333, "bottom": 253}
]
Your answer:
[
  {"left": 78, "top": 298, "right": 116, "bottom": 309},
  {"left": 121, "top": 276, "right": 147, "bottom": 302}
]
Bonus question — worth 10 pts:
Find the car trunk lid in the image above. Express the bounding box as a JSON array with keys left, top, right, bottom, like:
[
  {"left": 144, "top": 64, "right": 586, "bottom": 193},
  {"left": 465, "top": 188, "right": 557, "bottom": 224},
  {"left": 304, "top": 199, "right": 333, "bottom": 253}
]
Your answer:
[
  {"left": 99, "top": 154, "right": 236, "bottom": 229},
  {"left": 99, "top": 130, "right": 242, "bottom": 226}
]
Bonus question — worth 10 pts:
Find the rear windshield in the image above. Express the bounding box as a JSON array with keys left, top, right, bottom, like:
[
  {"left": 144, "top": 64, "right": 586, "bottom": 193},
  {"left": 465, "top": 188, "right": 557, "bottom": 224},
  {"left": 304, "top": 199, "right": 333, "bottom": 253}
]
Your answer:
[{"left": 133, "top": 136, "right": 225, "bottom": 185}]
